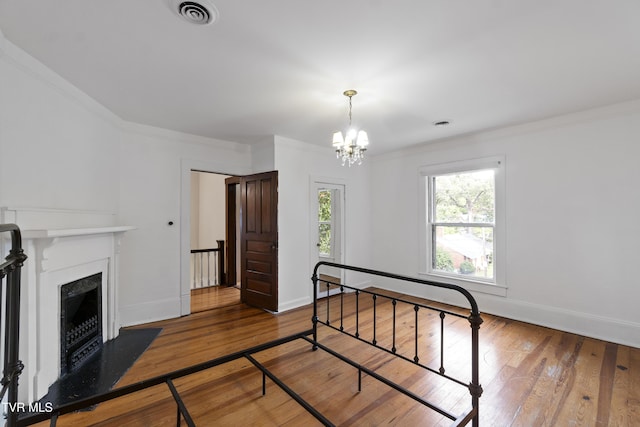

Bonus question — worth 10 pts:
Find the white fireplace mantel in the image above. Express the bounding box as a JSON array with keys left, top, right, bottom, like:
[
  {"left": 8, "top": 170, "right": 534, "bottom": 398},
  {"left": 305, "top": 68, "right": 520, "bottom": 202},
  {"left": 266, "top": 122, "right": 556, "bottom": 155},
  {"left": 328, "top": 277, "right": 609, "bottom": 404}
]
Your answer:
[
  {"left": 22, "top": 225, "right": 136, "bottom": 240},
  {"left": 19, "top": 225, "right": 135, "bottom": 403},
  {"left": 20, "top": 225, "right": 136, "bottom": 277}
]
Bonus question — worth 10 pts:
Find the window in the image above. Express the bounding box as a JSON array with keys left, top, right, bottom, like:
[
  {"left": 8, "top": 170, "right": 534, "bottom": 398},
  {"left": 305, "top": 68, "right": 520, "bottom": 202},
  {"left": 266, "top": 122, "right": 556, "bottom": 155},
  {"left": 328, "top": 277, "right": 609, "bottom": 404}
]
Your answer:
[
  {"left": 419, "top": 157, "right": 505, "bottom": 295},
  {"left": 318, "top": 189, "right": 333, "bottom": 257}
]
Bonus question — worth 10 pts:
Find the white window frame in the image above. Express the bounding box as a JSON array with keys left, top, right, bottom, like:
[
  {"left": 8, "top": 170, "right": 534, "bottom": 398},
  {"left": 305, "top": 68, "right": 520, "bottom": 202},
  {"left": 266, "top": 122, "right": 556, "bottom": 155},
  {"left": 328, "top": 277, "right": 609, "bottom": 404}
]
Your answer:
[{"left": 419, "top": 156, "right": 507, "bottom": 297}]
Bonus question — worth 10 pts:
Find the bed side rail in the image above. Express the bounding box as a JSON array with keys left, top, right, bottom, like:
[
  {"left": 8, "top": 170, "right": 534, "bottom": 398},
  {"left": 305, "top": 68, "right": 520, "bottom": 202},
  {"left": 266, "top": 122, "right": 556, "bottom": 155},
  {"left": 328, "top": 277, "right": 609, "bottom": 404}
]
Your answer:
[
  {"left": 311, "top": 261, "right": 482, "bottom": 427},
  {"left": 0, "top": 224, "right": 28, "bottom": 427},
  {"left": 17, "top": 330, "right": 317, "bottom": 427}
]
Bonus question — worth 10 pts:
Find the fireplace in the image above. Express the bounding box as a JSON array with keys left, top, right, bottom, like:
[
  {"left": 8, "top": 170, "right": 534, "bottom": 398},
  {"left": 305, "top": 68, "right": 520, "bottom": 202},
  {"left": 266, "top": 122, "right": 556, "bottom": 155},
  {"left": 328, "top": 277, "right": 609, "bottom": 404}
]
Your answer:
[
  {"left": 60, "top": 273, "right": 103, "bottom": 376},
  {"left": 0, "top": 206, "right": 134, "bottom": 403}
]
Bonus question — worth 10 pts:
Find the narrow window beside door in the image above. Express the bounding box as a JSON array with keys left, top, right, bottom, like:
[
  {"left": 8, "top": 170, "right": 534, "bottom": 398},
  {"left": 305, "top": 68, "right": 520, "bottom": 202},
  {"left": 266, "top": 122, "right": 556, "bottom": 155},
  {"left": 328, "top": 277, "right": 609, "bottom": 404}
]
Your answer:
[{"left": 318, "top": 189, "right": 333, "bottom": 258}]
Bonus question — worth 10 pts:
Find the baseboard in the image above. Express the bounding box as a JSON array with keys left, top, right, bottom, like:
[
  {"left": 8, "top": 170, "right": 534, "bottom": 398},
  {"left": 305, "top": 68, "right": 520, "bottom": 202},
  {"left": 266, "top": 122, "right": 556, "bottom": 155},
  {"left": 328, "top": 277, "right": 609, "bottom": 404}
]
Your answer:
[
  {"left": 419, "top": 287, "right": 640, "bottom": 348},
  {"left": 348, "top": 279, "right": 373, "bottom": 290},
  {"left": 119, "top": 297, "right": 181, "bottom": 327},
  {"left": 279, "top": 279, "right": 375, "bottom": 313},
  {"left": 278, "top": 296, "right": 312, "bottom": 312},
  {"left": 477, "top": 296, "right": 640, "bottom": 349}
]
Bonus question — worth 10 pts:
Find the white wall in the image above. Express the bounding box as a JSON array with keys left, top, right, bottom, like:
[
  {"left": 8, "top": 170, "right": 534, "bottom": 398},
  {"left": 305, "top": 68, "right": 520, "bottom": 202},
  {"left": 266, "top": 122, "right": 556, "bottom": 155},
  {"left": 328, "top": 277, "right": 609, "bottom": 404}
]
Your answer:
[
  {"left": 370, "top": 100, "right": 640, "bottom": 347},
  {"left": 0, "top": 34, "right": 253, "bottom": 328},
  {"left": 274, "top": 136, "right": 372, "bottom": 310},
  {"left": 190, "top": 171, "right": 228, "bottom": 249},
  {"left": 251, "top": 138, "right": 276, "bottom": 173},
  {"left": 118, "top": 125, "right": 251, "bottom": 325},
  {"left": 0, "top": 37, "right": 119, "bottom": 215}
]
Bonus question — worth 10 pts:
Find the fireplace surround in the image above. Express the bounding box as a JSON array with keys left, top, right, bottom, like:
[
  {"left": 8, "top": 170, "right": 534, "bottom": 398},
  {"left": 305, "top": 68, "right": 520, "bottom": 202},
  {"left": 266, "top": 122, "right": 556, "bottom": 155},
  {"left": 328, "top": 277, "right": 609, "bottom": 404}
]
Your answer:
[{"left": 0, "top": 207, "right": 134, "bottom": 403}]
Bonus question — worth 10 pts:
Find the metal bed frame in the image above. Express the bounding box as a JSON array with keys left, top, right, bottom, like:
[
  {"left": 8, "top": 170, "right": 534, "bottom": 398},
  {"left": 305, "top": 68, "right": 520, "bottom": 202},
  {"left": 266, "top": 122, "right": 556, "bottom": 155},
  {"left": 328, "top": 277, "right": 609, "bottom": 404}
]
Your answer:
[{"left": 6, "top": 249, "right": 481, "bottom": 426}]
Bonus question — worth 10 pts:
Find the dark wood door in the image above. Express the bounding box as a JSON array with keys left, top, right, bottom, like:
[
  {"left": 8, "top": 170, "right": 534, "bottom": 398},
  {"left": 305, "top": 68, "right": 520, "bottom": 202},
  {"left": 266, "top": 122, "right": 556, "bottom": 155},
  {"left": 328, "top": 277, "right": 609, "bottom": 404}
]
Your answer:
[
  {"left": 239, "top": 171, "right": 278, "bottom": 311},
  {"left": 224, "top": 176, "right": 240, "bottom": 287}
]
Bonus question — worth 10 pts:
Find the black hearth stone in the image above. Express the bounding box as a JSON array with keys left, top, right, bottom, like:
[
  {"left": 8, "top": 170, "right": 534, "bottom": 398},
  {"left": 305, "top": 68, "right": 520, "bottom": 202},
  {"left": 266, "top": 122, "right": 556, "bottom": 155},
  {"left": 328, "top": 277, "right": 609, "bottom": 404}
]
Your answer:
[{"left": 39, "top": 328, "right": 161, "bottom": 409}]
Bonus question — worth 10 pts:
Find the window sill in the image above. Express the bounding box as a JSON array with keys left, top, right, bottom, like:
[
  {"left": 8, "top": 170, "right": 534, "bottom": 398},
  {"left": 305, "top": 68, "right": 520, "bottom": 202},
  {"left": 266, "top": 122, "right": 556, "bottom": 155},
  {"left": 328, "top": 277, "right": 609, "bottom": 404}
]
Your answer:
[{"left": 418, "top": 272, "right": 507, "bottom": 297}]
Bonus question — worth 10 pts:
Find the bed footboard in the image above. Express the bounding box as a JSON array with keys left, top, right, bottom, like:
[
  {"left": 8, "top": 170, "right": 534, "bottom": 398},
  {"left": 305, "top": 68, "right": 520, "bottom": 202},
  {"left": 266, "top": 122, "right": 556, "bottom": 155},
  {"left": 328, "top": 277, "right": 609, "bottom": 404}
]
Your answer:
[{"left": 311, "top": 261, "right": 483, "bottom": 427}]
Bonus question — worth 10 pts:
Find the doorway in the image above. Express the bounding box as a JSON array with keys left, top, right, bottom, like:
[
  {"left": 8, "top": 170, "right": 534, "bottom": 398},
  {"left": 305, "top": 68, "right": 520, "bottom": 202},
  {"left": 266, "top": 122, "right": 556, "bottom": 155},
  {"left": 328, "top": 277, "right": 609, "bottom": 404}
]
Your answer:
[
  {"left": 181, "top": 166, "right": 279, "bottom": 315},
  {"left": 190, "top": 171, "right": 240, "bottom": 312},
  {"left": 311, "top": 181, "right": 345, "bottom": 297}
]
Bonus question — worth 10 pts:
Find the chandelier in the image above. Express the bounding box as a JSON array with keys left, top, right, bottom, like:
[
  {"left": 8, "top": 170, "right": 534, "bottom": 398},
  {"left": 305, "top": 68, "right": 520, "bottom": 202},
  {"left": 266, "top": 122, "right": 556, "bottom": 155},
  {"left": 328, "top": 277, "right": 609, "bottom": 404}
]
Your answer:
[{"left": 332, "top": 90, "right": 369, "bottom": 166}]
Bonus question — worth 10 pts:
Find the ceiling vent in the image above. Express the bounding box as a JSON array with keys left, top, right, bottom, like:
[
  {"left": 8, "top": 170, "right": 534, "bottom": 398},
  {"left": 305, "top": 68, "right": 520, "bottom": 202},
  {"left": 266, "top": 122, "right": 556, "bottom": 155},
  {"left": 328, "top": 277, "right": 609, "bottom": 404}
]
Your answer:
[{"left": 170, "top": 0, "right": 218, "bottom": 25}]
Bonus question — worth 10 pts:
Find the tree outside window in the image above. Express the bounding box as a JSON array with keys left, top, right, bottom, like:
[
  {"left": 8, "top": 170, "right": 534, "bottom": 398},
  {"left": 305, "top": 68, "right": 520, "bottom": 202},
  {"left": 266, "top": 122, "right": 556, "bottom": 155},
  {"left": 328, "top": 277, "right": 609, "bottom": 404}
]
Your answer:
[
  {"left": 430, "top": 169, "right": 495, "bottom": 281},
  {"left": 318, "top": 190, "right": 332, "bottom": 256}
]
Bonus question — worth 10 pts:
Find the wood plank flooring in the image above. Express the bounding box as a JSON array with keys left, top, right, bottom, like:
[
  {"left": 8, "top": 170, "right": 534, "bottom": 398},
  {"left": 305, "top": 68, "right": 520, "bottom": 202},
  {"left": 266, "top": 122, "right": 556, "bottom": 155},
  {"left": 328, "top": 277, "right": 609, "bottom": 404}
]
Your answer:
[
  {"left": 190, "top": 285, "right": 240, "bottom": 313},
  {"left": 34, "top": 288, "right": 640, "bottom": 426}
]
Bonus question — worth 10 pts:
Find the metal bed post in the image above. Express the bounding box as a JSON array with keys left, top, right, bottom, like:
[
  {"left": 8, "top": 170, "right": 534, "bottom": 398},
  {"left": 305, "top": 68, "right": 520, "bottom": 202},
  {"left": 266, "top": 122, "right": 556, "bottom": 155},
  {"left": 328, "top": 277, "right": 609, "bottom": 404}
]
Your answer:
[
  {"left": 1, "top": 224, "right": 27, "bottom": 427},
  {"left": 310, "top": 269, "right": 319, "bottom": 349},
  {"left": 469, "top": 310, "right": 483, "bottom": 427}
]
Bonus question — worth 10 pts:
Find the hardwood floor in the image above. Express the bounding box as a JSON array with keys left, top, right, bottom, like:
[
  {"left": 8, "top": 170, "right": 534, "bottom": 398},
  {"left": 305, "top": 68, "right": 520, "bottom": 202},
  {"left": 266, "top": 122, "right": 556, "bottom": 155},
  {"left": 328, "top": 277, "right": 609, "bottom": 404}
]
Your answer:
[
  {"left": 190, "top": 285, "right": 240, "bottom": 313},
  {"left": 34, "top": 290, "right": 639, "bottom": 426}
]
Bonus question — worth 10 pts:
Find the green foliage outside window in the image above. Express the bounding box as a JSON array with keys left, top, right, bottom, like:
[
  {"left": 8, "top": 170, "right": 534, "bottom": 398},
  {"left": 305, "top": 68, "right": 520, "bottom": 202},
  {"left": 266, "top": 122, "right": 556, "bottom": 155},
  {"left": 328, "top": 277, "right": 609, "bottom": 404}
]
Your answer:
[
  {"left": 434, "top": 170, "right": 494, "bottom": 228},
  {"left": 459, "top": 260, "right": 476, "bottom": 274},
  {"left": 318, "top": 190, "right": 332, "bottom": 256},
  {"left": 435, "top": 250, "right": 454, "bottom": 272}
]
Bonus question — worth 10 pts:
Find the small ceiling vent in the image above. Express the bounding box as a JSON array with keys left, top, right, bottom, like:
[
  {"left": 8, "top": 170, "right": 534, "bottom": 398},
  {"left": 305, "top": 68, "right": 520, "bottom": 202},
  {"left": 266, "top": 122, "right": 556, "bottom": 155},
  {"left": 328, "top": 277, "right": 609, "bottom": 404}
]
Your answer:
[{"left": 170, "top": 0, "right": 218, "bottom": 25}]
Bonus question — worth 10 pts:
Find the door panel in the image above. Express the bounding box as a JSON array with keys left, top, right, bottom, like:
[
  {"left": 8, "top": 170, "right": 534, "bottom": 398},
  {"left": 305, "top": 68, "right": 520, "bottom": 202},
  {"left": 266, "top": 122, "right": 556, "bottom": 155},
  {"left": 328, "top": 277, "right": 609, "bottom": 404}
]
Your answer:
[
  {"left": 247, "top": 259, "right": 272, "bottom": 273},
  {"left": 240, "top": 171, "right": 278, "bottom": 311}
]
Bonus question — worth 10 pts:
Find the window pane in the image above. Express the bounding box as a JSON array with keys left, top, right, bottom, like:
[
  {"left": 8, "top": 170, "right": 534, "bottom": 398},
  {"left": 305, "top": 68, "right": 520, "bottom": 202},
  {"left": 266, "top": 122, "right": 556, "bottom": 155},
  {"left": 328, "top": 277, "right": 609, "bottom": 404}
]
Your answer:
[
  {"left": 432, "top": 226, "right": 493, "bottom": 279},
  {"left": 319, "top": 223, "right": 331, "bottom": 256},
  {"left": 433, "top": 170, "right": 494, "bottom": 223},
  {"left": 318, "top": 190, "right": 332, "bottom": 222}
]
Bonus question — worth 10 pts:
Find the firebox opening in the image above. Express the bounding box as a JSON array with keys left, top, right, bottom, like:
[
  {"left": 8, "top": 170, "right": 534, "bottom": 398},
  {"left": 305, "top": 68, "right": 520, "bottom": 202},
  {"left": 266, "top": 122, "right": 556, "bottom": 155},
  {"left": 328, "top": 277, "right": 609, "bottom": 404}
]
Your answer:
[{"left": 60, "top": 273, "right": 103, "bottom": 377}]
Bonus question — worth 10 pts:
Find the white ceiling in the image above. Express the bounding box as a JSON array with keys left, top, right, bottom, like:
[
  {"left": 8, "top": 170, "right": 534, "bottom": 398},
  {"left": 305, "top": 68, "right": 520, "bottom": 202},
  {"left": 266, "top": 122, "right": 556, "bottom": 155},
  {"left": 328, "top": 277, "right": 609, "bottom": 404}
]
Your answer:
[{"left": 1, "top": 1, "right": 639, "bottom": 154}]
